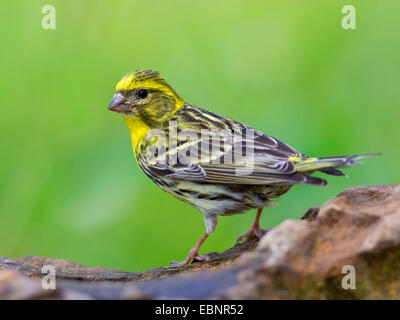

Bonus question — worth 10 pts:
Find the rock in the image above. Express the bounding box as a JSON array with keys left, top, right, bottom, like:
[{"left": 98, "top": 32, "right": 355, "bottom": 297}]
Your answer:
[
  {"left": 1, "top": 185, "right": 400, "bottom": 299},
  {"left": 224, "top": 184, "right": 400, "bottom": 299},
  {"left": 0, "top": 270, "right": 55, "bottom": 300}
]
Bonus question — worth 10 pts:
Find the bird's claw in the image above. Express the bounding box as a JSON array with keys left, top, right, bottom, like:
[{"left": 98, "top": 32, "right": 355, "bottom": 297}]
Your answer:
[
  {"left": 169, "top": 252, "right": 213, "bottom": 267},
  {"left": 237, "top": 227, "right": 267, "bottom": 243}
]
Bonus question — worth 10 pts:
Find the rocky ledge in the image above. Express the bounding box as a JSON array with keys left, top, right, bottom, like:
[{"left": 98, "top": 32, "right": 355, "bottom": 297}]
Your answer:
[{"left": 1, "top": 184, "right": 400, "bottom": 299}]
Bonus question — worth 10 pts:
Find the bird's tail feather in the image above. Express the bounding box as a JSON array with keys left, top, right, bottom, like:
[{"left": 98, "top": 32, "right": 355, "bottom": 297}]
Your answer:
[{"left": 291, "top": 152, "right": 381, "bottom": 174}]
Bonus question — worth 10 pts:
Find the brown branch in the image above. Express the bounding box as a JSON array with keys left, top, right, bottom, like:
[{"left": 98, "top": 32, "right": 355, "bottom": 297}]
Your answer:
[{"left": 1, "top": 185, "right": 400, "bottom": 299}]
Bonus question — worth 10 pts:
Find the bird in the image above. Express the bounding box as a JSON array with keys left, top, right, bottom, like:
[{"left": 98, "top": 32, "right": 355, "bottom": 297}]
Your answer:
[{"left": 108, "top": 69, "right": 379, "bottom": 266}]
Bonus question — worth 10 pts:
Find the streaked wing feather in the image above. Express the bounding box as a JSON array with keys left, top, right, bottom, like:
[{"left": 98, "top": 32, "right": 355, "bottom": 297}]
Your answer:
[
  {"left": 140, "top": 114, "right": 324, "bottom": 185},
  {"left": 140, "top": 161, "right": 206, "bottom": 181}
]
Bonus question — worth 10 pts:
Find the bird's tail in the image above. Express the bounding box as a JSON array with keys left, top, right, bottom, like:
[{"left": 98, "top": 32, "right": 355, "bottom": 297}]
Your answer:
[{"left": 289, "top": 152, "right": 381, "bottom": 176}]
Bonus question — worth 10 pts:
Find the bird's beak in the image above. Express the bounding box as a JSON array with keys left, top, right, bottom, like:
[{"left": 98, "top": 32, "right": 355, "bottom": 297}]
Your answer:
[{"left": 108, "top": 94, "right": 131, "bottom": 113}]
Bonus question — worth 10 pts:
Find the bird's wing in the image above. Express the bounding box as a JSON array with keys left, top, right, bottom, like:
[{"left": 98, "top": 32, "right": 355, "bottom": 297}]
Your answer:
[
  {"left": 139, "top": 124, "right": 326, "bottom": 186},
  {"left": 139, "top": 160, "right": 206, "bottom": 181}
]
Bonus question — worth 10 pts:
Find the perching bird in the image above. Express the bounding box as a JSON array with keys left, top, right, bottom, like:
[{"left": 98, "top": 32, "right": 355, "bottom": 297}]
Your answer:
[{"left": 108, "top": 70, "right": 379, "bottom": 265}]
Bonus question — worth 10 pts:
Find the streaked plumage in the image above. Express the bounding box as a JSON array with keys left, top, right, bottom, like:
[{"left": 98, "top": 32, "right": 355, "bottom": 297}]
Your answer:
[{"left": 108, "top": 70, "right": 379, "bottom": 265}]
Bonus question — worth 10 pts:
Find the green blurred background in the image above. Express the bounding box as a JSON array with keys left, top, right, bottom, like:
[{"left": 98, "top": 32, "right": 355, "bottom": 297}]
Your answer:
[{"left": 0, "top": 0, "right": 398, "bottom": 271}]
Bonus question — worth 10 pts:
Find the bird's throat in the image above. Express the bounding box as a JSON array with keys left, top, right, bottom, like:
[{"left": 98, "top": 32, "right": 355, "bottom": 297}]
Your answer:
[{"left": 122, "top": 114, "right": 151, "bottom": 157}]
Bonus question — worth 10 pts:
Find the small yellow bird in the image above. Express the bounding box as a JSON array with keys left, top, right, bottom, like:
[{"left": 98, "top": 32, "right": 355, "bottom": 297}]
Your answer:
[{"left": 108, "top": 70, "right": 378, "bottom": 265}]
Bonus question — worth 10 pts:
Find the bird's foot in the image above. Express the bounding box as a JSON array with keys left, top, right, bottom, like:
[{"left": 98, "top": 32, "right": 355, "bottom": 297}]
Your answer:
[
  {"left": 237, "top": 227, "right": 267, "bottom": 243},
  {"left": 169, "top": 250, "right": 214, "bottom": 267}
]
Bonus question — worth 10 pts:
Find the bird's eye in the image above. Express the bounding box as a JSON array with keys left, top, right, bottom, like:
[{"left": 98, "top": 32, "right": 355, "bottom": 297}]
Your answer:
[{"left": 137, "top": 89, "right": 148, "bottom": 99}]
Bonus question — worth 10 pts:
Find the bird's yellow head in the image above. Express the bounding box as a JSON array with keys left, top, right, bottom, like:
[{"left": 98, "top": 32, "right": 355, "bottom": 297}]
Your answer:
[{"left": 108, "top": 70, "right": 185, "bottom": 127}]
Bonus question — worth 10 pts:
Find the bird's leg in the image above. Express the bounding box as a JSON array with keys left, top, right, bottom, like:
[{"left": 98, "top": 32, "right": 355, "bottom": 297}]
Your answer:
[
  {"left": 237, "top": 208, "right": 267, "bottom": 242},
  {"left": 169, "top": 232, "right": 211, "bottom": 267}
]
